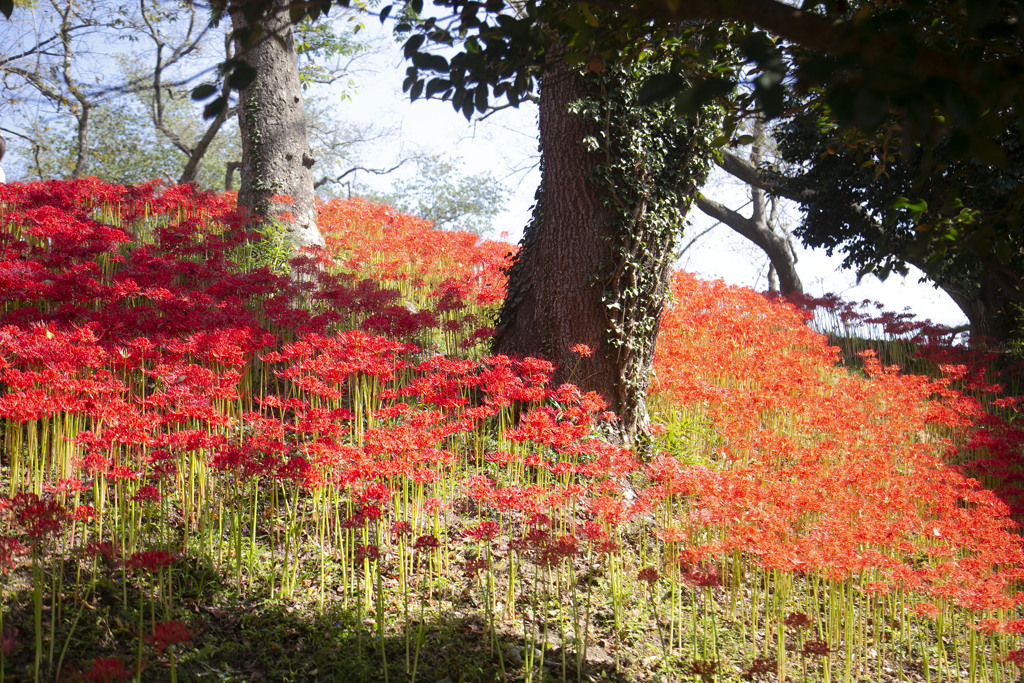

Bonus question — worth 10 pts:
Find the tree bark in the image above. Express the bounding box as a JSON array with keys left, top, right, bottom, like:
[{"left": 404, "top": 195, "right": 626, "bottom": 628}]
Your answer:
[
  {"left": 230, "top": 0, "right": 322, "bottom": 249},
  {"left": 495, "top": 59, "right": 622, "bottom": 418},
  {"left": 495, "top": 55, "right": 705, "bottom": 443}
]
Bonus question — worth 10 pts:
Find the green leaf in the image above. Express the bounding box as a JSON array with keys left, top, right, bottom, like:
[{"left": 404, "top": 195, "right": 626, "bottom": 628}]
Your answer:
[
  {"left": 226, "top": 63, "right": 257, "bottom": 91},
  {"left": 202, "top": 96, "right": 228, "bottom": 120},
  {"left": 425, "top": 78, "right": 451, "bottom": 98},
  {"left": 378, "top": 4, "right": 392, "bottom": 22},
  {"left": 893, "top": 196, "right": 928, "bottom": 215},
  {"left": 0, "top": 0, "right": 13, "bottom": 19},
  {"left": 636, "top": 73, "right": 686, "bottom": 105},
  {"left": 403, "top": 33, "right": 425, "bottom": 59},
  {"left": 191, "top": 83, "right": 218, "bottom": 101},
  {"left": 424, "top": 54, "right": 449, "bottom": 72}
]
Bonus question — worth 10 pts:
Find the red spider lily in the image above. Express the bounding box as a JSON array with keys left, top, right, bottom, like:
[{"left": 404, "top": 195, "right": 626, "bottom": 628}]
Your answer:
[
  {"left": 79, "top": 656, "right": 139, "bottom": 683},
  {"left": 42, "top": 478, "right": 89, "bottom": 496},
  {"left": 569, "top": 343, "right": 593, "bottom": 357},
  {"left": 390, "top": 521, "right": 413, "bottom": 539},
  {"left": 909, "top": 602, "right": 941, "bottom": 619},
  {"left": 465, "top": 476, "right": 494, "bottom": 502},
  {"left": 637, "top": 567, "right": 659, "bottom": 586},
  {"left": 654, "top": 526, "right": 688, "bottom": 544},
  {"left": 686, "top": 660, "right": 719, "bottom": 683},
  {"left": 125, "top": 550, "right": 178, "bottom": 573},
  {"left": 1003, "top": 618, "right": 1024, "bottom": 634},
  {"left": 0, "top": 536, "right": 24, "bottom": 572},
  {"left": 680, "top": 564, "right": 721, "bottom": 588},
  {"left": 132, "top": 486, "right": 161, "bottom": 503},
  {"left": 577, "top": 521, "right": 607, "bottom": 543},
  {"left": 0, "top": 628, "right": 17, "bottom": 656},
  {"left": 80, "top": 541, "right": 118, "bottom": 565},
  {"left": 413, "top": 534, "right": 440, "bottom": 551},
  {"left": 355, "top": 544, "right": 381, "bottom": 562},
  {"left": 801, "top": 640, "right": 832, "bottom": 657},
  {"left": 145, "top": 620, "right": 193, "bottom": 654},
  {"left": 527, "top": 513, "right": 550, "bottom": 527},
  {"left": 546, "top": 534, "right": 580, "bottom": 559},
  {"left": 361, "top": 505, "right": 384, "bottom": 523},
  {"left": 12, "top": 493, "right": 67, "bottom": 541},
  {"left": 1004, "top": 648, "right": 1024, "bottom": 667},
  {"left": 463, "top": 521, "right": 501, "bottom": 543},
  {"left": 71, "top": 505, "right": 96, "bottom": 522},
  {"left": 743, "top": 656, "right": 777, "bottom": 679},
  {"left": 341, "top": 514, "right": 366, "bottom": 531},
  {"left": 971, "top": 618, "right": 1005, "bottom": 635},
  {"left": 784, "top": 612, "right": 812, "bottom": 629},
  {"left": 357, "top": 482, "right": 392, "bottom": 505},
  {"left": 463, "top": 558, "right": 488, "bottom": 575}
]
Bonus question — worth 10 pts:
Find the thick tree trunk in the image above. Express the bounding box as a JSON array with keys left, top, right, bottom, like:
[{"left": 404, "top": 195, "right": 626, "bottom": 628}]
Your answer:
[
  {"left": 230, "top": 0, "right": 322, "bottom": 249},
  {"left": 495, "top": 57, "right": 701, "bottom": 443},
  {"left": 71, "top": 105, "right": 90, "bottom": 179},
  {"left": 940, "top": 272, "right": 1020, "bottom": 343},
  {"left": 496, "top": 60, "right": 621, "bottom": 412}
]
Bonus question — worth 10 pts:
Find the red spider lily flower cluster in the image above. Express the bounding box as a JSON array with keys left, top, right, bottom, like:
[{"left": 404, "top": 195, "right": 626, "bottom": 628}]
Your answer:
[
  {"left": 144, "top": 620, "right": 193, "bottom": 654},
  {"left": 79, "top": 656, "right": 138, "bottom": 683},
  {"left": 651, "top": 271, "right": 1024, "bottom": 649},
  {"left": 0, "top": 179, "right": 1021, "bottom": 677}
]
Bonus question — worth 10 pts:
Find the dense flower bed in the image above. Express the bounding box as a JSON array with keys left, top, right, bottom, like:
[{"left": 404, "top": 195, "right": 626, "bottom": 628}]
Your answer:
[{"left": 0, "top": 178, "right": 1020, "bottom": 681}]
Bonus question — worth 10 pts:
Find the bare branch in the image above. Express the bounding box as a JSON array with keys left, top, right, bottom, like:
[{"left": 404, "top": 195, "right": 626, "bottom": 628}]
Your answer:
[
  {"left": 477, "top": 95, "right": 539, "bottom": 121},
  {"left": 694, "top": 192, "right": 803, "bottom": 293},
  {"left": 314, "top": 158, "right": 414, "bottom": 189}
]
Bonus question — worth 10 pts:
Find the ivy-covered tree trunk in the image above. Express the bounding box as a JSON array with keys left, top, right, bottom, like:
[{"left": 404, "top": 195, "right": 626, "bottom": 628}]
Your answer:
[
  {"left": 495, "top": 55, "right": 716, "bottom": 443},
  {"left": 230, "top": 0, "right": 322, "bottom": 249}
]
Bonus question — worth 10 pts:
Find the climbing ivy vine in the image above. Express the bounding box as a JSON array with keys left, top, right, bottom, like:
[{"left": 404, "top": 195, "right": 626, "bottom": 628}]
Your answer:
[{"left": 575, "top": 50, "right": 724, "bottom": 431}]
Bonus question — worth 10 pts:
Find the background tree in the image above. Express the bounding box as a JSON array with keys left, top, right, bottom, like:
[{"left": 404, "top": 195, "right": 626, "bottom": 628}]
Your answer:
[
  {"left": 72, "top": 96, "right": 240, "bottom": 187},
  {"left": 695, "top": 118, "right": 803, "bottom": 296},
  {"left": 770, "top": 111, "right": 1024, "bottom": 342},
  {"left": 0, "top": 0, "right": 233, "bottom": 182},
  {"left": 227, "top": 0, "right": 322, "bottom": 248},
  {"left": 0, "top": 0, "right": 214, "bottom": 178},
  {"left": 364, "top": 153, "right": 509, "bottom": 233},
  {"left": 135, "top": 3, "right": 235, "bottom": 187}
]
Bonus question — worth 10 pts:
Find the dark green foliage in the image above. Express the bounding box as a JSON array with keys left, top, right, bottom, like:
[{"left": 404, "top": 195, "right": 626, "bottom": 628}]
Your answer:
[{"left": 776, "top": 110, "right": 1024, "bottom": 340}]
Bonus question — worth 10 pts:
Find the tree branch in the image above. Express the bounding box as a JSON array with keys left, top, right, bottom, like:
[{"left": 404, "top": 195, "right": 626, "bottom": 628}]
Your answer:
[
  {"left": 694, "top": 192, "right": 803, "bottom": 293},
  {"left": 313, "top": 159, "right": 414, "bottom": 189}
]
